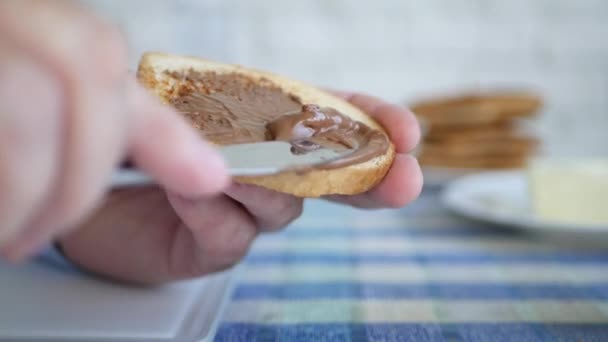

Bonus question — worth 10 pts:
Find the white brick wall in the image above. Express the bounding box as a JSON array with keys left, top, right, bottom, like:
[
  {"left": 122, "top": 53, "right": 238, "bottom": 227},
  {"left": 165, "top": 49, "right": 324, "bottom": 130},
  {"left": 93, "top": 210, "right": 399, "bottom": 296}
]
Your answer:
[{"left": 84, "top": 0, "right": 608, "bottom": 157}]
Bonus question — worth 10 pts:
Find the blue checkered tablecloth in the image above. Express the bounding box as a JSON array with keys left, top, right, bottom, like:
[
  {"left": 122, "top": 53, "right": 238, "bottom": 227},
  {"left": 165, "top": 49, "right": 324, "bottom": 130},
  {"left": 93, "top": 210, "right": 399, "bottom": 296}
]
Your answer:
[{"left": 214, "top": 188, "right": 608, "bottom": 341}]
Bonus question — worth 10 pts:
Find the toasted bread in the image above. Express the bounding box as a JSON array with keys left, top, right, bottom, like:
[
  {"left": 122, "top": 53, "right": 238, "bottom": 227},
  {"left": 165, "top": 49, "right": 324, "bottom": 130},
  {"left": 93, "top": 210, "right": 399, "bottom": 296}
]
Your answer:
[
  {"left": 136, "top": 52, "right": 395, "bottom": 197},
  {"left": 419, "top": 153, "right": 529, "bottom": 169},
  {"left": 421, "top": 136, "right": 538, "bottom": 158},
  {"left": 411, "top": 92, "right": 542, "bottom": 127}
]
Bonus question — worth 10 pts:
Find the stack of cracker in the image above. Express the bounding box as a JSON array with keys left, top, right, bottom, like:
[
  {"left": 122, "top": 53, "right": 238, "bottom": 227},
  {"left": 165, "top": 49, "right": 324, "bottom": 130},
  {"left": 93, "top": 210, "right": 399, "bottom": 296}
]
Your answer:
[{"left": 411, "top": 91, "right": 542, "bottom": 170}]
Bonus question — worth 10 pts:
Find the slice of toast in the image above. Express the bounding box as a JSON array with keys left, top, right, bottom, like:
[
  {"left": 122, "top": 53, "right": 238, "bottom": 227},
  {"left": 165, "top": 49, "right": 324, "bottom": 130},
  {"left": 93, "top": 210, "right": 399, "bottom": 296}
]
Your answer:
[{"left": 137, "top": 52, "right": 395, "bottom": 197}]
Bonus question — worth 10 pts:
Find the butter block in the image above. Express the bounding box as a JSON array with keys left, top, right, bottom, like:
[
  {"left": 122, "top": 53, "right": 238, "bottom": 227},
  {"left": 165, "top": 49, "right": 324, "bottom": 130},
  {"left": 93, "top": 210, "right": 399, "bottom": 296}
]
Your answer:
[{"left": 528, "top": 159, "right": 608, "bottom": 225}]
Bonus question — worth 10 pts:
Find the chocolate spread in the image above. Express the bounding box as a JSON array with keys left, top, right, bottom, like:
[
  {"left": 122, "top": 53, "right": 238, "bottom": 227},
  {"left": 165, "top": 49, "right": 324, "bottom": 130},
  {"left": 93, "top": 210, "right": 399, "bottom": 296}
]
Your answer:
[
  {"left": 169, "top": 71, "right": 389, "bottom": 169},
  {"left": 267, "top": 104, "right": 389, "bottom": 169}
]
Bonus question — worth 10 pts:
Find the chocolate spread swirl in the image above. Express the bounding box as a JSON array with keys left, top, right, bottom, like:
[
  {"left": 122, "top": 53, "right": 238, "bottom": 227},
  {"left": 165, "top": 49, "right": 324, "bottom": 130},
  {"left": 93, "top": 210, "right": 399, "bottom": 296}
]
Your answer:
[
  {"left": 267, "top": 104, "right": 389, "bottom": 169},
  {"left": 169, "top": 71, "right": 389, "bottom": 170}
]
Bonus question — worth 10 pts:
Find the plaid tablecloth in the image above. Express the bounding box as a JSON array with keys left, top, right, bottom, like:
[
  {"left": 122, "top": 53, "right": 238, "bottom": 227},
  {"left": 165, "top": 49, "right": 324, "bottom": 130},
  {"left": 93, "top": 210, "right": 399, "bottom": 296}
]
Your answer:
[{"left": 215, "top": 188, "right": 608, "bottom": 341}]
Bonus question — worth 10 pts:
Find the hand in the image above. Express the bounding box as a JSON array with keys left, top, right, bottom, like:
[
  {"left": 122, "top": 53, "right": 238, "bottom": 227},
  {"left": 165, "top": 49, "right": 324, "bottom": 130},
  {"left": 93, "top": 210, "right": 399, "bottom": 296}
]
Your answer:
[
  {"left": 0, "top": 1, "right": 229, "bottom": 261},
  {"left": 325, "top": 91, "right": 423, "bottom": 208},
  {"left": 55, "top": 91, "right": 422, "bottom": 285}
]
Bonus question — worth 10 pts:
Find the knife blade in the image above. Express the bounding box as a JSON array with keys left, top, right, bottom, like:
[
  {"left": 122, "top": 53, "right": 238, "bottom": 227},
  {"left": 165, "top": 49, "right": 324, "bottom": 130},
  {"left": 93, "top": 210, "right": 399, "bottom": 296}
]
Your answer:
[{"left": 111, "top": 140, "right": 350, "bottom": 188}]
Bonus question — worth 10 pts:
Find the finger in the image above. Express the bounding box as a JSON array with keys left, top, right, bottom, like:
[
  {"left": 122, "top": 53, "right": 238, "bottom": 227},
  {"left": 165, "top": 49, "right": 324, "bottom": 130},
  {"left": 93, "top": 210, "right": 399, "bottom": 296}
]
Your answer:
[
  {"left": 333, "top": 92, "right": 421, "bottom": 153},
  {"left": 167, "top": 193, "right": 257, "bottom": 276},
  {"left": 224, "top": 183, "right": 303, "bottom": 232},
  {"left": 0, "top": 1, "right": 125, "bottom": 85},
  {"left": 127, "top": 80, "right": 230, "bottom": 198},
  {"left": 0, "top": 1, "right": 227, "bottom": 260},
  {"left": 0, "top": 43, "right": 63, "bottom": 245},
  {"left": 2, "top": 63, "right": 130, "bottom": 261},
  {"left": 0, "top": 4, "right": 133, "bottom": 260},
  {"left": 57, "top": 187, "right": 188, "bottom": 284},
  {"left": 4, "top": 79, "right": 233, "bottom": 261},
  {"left": 325, "top": 154, "right": 423, "bottom": 209}
]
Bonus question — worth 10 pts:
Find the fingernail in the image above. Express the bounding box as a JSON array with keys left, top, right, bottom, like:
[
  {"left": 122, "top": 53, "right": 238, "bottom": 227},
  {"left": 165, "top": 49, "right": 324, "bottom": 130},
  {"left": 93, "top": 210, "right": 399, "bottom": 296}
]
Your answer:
[
  {"left": 225, "top": 182, "right": 243, "bottom": 193},
  {"left": 193, "top": 141, "right": 231, "bottom": 193},
  {"left": 199, "top": 142, "right": 227, "bottom": 173},
  {"left": 224, "top": 182, "right": 258, "bottom": 198}
]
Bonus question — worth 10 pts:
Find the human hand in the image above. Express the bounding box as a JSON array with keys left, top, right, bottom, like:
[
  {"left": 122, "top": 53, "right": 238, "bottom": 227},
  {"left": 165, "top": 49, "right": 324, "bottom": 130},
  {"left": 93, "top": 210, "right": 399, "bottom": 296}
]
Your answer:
[
  {"left": 325, "top": 91, "right": 423, "bottom": 208},
  {"left": 0, "top": 0, "right": 229, "bottom": 261},
  {"left": 55, "top": 91, "right": 422, "bottom": 285}
]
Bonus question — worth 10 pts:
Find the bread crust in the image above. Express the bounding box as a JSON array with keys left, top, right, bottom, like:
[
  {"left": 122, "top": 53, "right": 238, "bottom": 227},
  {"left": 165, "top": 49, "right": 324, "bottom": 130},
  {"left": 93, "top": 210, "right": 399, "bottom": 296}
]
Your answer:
[
  {"left": 419, "top": 154, "right": 528, "bottom": 169},
  {"left": 411, "top": 92, "right": 542, "bottom": 127},
  {"left": 421, "top": 136, "right": 538, "bottom": 158},
  {"left": 137, "top": 52, "right": 395, "bottom": 197}
]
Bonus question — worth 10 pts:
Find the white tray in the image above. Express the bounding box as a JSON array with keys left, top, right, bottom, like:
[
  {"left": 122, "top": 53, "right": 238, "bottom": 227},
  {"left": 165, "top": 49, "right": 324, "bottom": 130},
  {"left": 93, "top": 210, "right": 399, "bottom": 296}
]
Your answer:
[{"left": 0, "top": 255, "right": 236, "bottom": 341}]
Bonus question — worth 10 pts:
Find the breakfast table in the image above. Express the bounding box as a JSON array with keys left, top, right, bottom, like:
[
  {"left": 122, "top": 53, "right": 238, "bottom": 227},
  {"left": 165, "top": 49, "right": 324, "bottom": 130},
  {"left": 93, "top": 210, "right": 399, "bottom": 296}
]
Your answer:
[{"left": 213, "top": 186, "right": 608, "bottom": 341}]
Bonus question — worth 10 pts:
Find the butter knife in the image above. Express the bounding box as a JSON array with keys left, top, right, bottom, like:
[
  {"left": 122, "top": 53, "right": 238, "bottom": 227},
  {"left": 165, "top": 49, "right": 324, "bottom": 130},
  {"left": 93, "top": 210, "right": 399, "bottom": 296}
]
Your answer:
[{"left": 111, "top": 140, "right": 349, "bottom": 188}]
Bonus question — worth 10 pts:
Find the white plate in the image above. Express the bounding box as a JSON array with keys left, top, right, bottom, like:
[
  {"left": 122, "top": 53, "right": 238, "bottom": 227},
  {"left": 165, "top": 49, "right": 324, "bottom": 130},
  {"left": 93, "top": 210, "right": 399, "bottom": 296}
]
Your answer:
[
  {"left": 0, "top": 257, "right": 237, "bottom": 341},
  {"left": 440, "top": 170, "right": 608, "bottom": 237}
]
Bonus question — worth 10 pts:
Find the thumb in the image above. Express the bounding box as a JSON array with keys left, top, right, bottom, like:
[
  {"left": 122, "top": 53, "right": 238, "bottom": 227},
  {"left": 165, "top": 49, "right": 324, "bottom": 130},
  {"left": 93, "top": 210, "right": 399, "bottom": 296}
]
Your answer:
[{"left": 126, "top": 79, "right": 230, "bottom": 197}]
